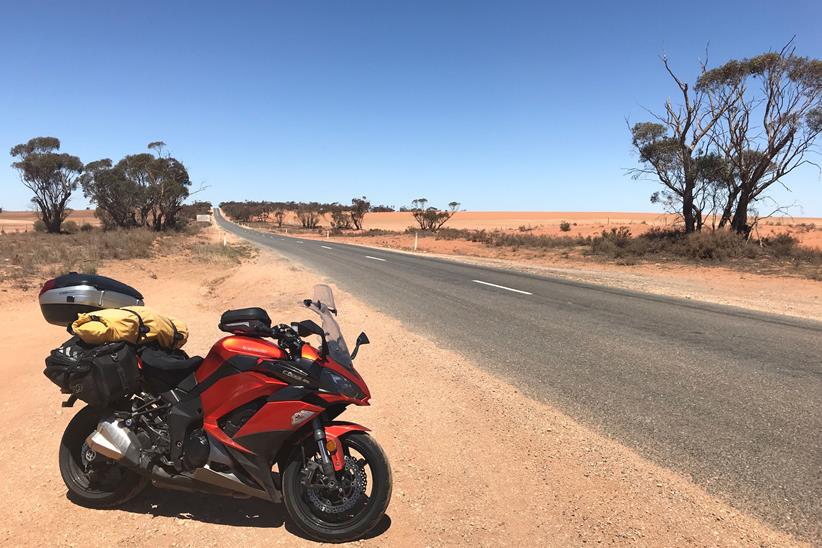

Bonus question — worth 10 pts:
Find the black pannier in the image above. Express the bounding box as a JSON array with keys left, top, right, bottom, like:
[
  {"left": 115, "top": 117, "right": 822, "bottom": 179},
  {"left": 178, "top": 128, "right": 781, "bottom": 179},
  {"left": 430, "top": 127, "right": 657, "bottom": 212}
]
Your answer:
[
  {"left": 219, "top": 307, "right": 272, "bottom": 337},
  {"left": 44, "top": 337, "right": 139, "bottom": 406}
]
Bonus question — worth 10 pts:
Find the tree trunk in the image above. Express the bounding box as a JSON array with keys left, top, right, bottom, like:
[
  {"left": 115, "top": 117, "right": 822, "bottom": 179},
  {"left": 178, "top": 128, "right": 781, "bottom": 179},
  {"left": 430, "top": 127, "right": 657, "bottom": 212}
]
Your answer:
[
  {"left": 682, "top": 191, "right": 696, "bottom": 233},
  {"left": 730, "top": 191, "right": 751, "bottom": 236},
  {"left": 717, "top": 192, "right": 737, "bottom": 228},
  {"left": 44, "top": 207, "right": 62, "bottom": 233},
  {"left": 46, "top": 217, "right": 62, "bottom": 233}
]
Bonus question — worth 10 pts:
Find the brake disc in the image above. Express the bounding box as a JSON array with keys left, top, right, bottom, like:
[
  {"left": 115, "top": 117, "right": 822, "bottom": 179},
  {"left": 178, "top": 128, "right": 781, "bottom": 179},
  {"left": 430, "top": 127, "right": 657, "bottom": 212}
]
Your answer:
[{"left": 306, "top": 455, "right": 367, "bottom": 514}]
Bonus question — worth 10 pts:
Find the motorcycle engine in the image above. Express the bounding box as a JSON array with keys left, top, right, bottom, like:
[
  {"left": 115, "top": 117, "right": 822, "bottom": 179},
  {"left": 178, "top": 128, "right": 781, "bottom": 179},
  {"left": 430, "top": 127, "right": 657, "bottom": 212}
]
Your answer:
[{"left": 182, "top": 429, "right": 210, "bottom": 470}]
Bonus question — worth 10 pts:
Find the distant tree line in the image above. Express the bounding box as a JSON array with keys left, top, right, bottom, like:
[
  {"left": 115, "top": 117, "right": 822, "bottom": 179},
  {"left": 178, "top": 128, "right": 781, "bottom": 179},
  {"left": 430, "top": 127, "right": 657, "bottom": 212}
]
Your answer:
[
  {"left": 220, "top": 197, "right": 384, "bottom": 230},
  {"left": 9, "top": 137, "right": 201, "bottom": 233},
  {"left": 221, "top": 197, "right": 461, "bottom": 232},
  {"left": 630, "top": 43, "right": 822, "bottom": 236}
]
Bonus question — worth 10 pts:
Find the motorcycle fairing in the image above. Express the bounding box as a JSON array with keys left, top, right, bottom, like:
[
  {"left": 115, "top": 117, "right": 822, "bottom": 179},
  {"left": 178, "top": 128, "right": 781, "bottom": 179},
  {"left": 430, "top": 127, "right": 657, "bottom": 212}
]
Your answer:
[{"left": 325, "top": 422, "right": 371, "bottom": 471}]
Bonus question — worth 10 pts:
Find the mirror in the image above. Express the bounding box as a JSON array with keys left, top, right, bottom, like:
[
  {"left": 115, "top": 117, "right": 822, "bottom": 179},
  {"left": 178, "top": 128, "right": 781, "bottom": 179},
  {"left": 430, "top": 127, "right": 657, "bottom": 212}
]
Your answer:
[{"left": 350, "top": 331, "right": 370, "bottom": 360}]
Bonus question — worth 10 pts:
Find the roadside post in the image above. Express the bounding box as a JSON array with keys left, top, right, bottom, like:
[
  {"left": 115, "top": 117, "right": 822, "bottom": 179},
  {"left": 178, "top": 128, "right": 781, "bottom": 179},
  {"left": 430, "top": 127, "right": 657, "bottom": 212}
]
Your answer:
[{"left": 414, "top": 231, "right": 418, "bottom": 251}]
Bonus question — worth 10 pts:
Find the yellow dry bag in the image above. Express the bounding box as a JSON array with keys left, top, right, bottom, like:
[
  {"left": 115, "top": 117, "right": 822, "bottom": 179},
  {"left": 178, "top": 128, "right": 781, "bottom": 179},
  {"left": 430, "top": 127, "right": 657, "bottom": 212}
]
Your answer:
[{"left": 71, "top": 306, "right": 188, "bottom": 350}]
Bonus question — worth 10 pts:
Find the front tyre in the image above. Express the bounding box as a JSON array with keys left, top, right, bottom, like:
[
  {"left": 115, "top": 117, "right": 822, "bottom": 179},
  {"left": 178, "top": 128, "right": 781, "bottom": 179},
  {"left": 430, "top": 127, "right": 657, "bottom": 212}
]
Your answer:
[
  {"left": 59, "top": 405, "right": 147, "bottom": 508},
  {"left": 283, "top": 431, "right": 392, "bottom": 543}
]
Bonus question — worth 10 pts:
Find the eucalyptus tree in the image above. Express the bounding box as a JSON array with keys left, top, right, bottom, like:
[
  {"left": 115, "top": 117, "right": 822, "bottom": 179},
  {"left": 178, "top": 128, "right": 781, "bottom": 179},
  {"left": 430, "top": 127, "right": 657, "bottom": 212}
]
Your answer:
[
  {"left": 696, "top": 45, "right": 822, "bottom": 235},
  {"left": 10, "top": 137, "right": 84, "bottom": 233},
  {"left": 628, "top": 57, "right": 736, "bottom": 233}
]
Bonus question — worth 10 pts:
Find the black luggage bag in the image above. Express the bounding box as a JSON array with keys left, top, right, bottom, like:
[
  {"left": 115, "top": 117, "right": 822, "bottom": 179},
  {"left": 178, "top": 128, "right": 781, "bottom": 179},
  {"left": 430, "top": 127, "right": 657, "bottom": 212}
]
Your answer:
[{"left": 44, "top": 337, "right": 139, "bottom": 406}]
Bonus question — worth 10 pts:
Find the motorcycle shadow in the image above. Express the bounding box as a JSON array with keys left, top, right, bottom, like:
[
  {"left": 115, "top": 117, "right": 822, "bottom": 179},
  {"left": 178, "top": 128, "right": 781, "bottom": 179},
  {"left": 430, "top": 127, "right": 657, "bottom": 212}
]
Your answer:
[
  {"left": 107, "top": 487, "right": 393, "bottom": 541},
  {"left": 117, "top": 486, "right": 286, "bottom": 528}
]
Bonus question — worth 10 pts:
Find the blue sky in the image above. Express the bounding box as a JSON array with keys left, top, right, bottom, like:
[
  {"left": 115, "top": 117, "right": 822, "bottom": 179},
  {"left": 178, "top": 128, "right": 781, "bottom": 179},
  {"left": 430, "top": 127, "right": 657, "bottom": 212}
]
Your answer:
[{"left": 1, "top": 1, "right": 820, "bottom": 214}]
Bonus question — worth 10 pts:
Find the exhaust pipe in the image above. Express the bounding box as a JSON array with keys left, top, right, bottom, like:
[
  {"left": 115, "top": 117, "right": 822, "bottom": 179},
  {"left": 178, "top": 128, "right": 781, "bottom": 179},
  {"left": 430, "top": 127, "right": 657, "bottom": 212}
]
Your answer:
[
  {"left": 86, "top": 418, "right": 272, "bottom": 501},
  {"left": 86, "top": 418, "right": 141, "bottom": 465}
]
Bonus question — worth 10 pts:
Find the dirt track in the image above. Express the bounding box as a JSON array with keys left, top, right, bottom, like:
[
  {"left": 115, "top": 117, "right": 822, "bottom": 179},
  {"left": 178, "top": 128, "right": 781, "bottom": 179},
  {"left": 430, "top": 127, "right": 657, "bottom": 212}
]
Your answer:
[{"left": 0, "top": 230, "right": 806, "bottom": 546}]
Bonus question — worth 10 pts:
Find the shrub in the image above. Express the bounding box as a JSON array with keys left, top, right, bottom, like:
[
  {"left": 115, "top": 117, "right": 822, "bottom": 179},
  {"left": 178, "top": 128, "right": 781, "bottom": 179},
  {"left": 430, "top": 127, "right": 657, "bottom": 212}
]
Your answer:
[
  {"left": 592, "top": 227, "right": 632, "bottom": 251},
  {"left": 62, "top": 220, "right": 79, "bottom": 234},
  {"left": 678, "top": 230, "right": 746, "bottom": 260},
  {"left": 764, "top": 233, "right": 800, "bottom": 257},
  {"left": 584, "top": 228, "right": 822, "bottom": 268},
  {"left": 33, "top": 219, "right": 47, "bottom": 232},
  {"left": 559, "top": 221, "right": 571, "bottom": 232},
  {"left": 433, "top": 227, "right": 587, "bottom": 248},
  {"left": 80, "top": 222, "right": 94, "bottom": 232}
]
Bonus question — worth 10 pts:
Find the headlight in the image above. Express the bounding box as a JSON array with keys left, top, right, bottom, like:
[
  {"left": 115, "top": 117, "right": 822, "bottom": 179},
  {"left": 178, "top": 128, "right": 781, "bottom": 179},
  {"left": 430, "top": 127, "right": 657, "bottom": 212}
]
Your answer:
[{"left": 320, "top": 369, "right": 364, "bottom": 399}]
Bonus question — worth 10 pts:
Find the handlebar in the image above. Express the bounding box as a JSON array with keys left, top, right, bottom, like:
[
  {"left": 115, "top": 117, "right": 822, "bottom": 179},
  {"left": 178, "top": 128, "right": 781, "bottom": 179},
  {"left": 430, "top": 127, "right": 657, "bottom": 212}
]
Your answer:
[
  {"left": 268, "top": 323, "right": 298, "bottom": 340},
  {"left": 266, "top": 324, "right": 303, "bottom": 359}
]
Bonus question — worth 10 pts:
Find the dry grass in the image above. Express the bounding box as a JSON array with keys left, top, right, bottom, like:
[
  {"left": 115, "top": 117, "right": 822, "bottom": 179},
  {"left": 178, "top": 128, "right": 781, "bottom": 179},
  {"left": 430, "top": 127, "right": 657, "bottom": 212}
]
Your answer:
[
  {"left": 0, "top": 222, "right": 258, "bottom": 290},
  {"left": 378, "top": 226, "right": 822, "bottom": 280},
  {"left": 188, "top": 241, "right": 256, "bottom": 264},
  {"left": 0, "top": 228, "right": 158, "bottom": 288}
]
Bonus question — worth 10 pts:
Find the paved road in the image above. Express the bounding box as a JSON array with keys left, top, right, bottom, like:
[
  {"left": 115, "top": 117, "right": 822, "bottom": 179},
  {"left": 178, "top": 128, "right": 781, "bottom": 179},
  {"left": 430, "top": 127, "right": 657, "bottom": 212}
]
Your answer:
[{"left": 216, "top": 211, "right": 822, "bottom": 541}]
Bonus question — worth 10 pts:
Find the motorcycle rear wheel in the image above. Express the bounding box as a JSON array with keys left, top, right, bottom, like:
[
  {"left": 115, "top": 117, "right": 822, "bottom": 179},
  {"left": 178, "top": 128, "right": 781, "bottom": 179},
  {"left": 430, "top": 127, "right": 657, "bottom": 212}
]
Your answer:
[
  {"left": 59, "top": 405, "right": 148, "bottom": 508},
  {"left": 282, "top": 431, "right": 392, "bottom": 542}
]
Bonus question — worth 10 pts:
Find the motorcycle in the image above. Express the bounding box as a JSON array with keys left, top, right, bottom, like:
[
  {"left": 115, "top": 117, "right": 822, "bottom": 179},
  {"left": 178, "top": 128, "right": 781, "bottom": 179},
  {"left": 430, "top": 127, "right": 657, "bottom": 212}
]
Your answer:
[{"left": 52, "top": 284, "right": 391, "bottom": 542}]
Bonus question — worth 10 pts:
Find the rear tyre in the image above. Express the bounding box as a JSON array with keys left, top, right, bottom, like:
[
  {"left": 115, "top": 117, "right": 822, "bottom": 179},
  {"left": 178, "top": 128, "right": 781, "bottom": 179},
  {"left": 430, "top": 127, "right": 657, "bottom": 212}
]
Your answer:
[
  {"left": 59, "top": 405, "right": 147, "bottom": 508},
  {"left": 282, "top": 431, "right": 392, "bottom": 543}
]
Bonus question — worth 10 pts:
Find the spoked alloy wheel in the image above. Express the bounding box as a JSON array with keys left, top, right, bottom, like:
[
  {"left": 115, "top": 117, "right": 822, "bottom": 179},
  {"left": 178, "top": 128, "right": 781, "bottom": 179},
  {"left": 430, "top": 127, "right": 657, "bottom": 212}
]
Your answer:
[
  {"left": 283, "top": 432, "right": 392, "bottom": 542},
  {"left": 59, "top": 405, "right": 147, "bottom": 508}
]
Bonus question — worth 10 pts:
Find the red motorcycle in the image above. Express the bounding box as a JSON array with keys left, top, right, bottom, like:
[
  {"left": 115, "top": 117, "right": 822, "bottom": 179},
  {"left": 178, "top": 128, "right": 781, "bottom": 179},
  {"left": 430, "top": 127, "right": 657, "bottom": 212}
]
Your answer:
[{"left": 43, "top": 282, "right": 391, "bottom": 542}]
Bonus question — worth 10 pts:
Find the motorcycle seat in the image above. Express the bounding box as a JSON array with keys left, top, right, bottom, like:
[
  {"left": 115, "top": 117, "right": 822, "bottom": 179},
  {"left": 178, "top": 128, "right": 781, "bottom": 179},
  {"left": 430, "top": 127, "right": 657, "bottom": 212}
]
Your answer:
[{"left": 138, "top": 346, "right": 203, "bottom": 374}]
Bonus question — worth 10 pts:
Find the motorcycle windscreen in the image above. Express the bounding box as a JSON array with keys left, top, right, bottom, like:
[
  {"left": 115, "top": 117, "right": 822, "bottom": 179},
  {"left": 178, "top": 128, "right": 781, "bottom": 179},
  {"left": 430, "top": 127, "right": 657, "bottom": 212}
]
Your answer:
[
  {"left": 313, "top": 284, "right": 336, "bottom": 312},
  {"left": 307, "top": 284, "right": 353, "bottom": 369}
]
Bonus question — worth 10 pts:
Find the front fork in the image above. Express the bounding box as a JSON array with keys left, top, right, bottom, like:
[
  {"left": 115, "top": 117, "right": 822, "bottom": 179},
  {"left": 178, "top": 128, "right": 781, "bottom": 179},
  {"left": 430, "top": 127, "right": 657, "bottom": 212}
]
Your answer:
[
  {"left": 310, "top": 418, "right": 366, "bottom": 476},
  {"left": 312, "top": 418, "right": 337, "bottom": 480}
]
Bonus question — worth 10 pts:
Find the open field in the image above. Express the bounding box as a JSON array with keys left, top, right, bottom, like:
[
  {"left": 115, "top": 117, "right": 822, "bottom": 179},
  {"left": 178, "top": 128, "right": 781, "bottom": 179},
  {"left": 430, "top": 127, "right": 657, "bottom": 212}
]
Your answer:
[
  {"left": 0, "top": 224, "right": 808, "bottom": 546},
  {"left": 264, "top": 210, "right": 822, "bottom": 249},
  {"left": 0, "top": 210, "right": 100, "bottom": 233}
]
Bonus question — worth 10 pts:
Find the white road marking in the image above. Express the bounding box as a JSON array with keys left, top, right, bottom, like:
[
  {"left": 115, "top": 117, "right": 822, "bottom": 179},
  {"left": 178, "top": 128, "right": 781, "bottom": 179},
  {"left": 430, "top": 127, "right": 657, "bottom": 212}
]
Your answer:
[
  {"left": 365, "top": 255, "right": 386, "bottom": 262},
  {"left": 472, "top": 279, "right": 532, "bottom": 295},
  {"left": 321, "top": 245, "right": 332, "bottom": 250},
  {"left": 296, "top": 241, "right": 304, "bottom": 244}
]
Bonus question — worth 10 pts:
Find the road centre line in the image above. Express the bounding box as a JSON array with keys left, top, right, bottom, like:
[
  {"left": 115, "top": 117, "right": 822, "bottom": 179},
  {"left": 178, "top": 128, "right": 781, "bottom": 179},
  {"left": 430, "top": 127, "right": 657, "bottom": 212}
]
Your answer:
[
  {"left": 472, "top": 279, "right": 532, "bottom": 295},
  {"left": 365, "top": 255, "right": 387, "bottom": 262},
  {"left": 321, "top": 245, "right": 333, "bottom": 250}
]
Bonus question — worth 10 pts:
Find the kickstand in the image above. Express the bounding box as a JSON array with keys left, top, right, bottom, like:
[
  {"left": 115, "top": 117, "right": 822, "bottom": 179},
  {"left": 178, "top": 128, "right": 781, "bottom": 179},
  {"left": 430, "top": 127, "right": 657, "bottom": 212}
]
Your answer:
[{"left": 61, "top": 394, "right": 78, "bottom": 408}]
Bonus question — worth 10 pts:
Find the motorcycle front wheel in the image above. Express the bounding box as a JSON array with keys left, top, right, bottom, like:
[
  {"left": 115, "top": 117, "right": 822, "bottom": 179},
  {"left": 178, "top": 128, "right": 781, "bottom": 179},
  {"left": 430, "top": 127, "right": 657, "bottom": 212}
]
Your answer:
[
  {"left": 59, "top": 405, "right": 148, "bottom": 508},
  {"left": 282, "top": 431, "right": 392, "bottom": 543}
]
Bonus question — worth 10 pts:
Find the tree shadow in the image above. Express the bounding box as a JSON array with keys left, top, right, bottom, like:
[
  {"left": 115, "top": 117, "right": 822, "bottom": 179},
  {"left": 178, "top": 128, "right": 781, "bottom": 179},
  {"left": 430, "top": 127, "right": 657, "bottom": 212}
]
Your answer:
[{"left": 99, "top": 486, "right": 392, "bottom": 540}]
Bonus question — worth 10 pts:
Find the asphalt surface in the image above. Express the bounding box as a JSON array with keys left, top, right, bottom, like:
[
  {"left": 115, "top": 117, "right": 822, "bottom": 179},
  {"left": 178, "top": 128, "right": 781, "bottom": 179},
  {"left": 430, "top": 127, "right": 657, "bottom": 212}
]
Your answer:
[{"left": 216, "top": 211, "right": 822, "bottom": 542}]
